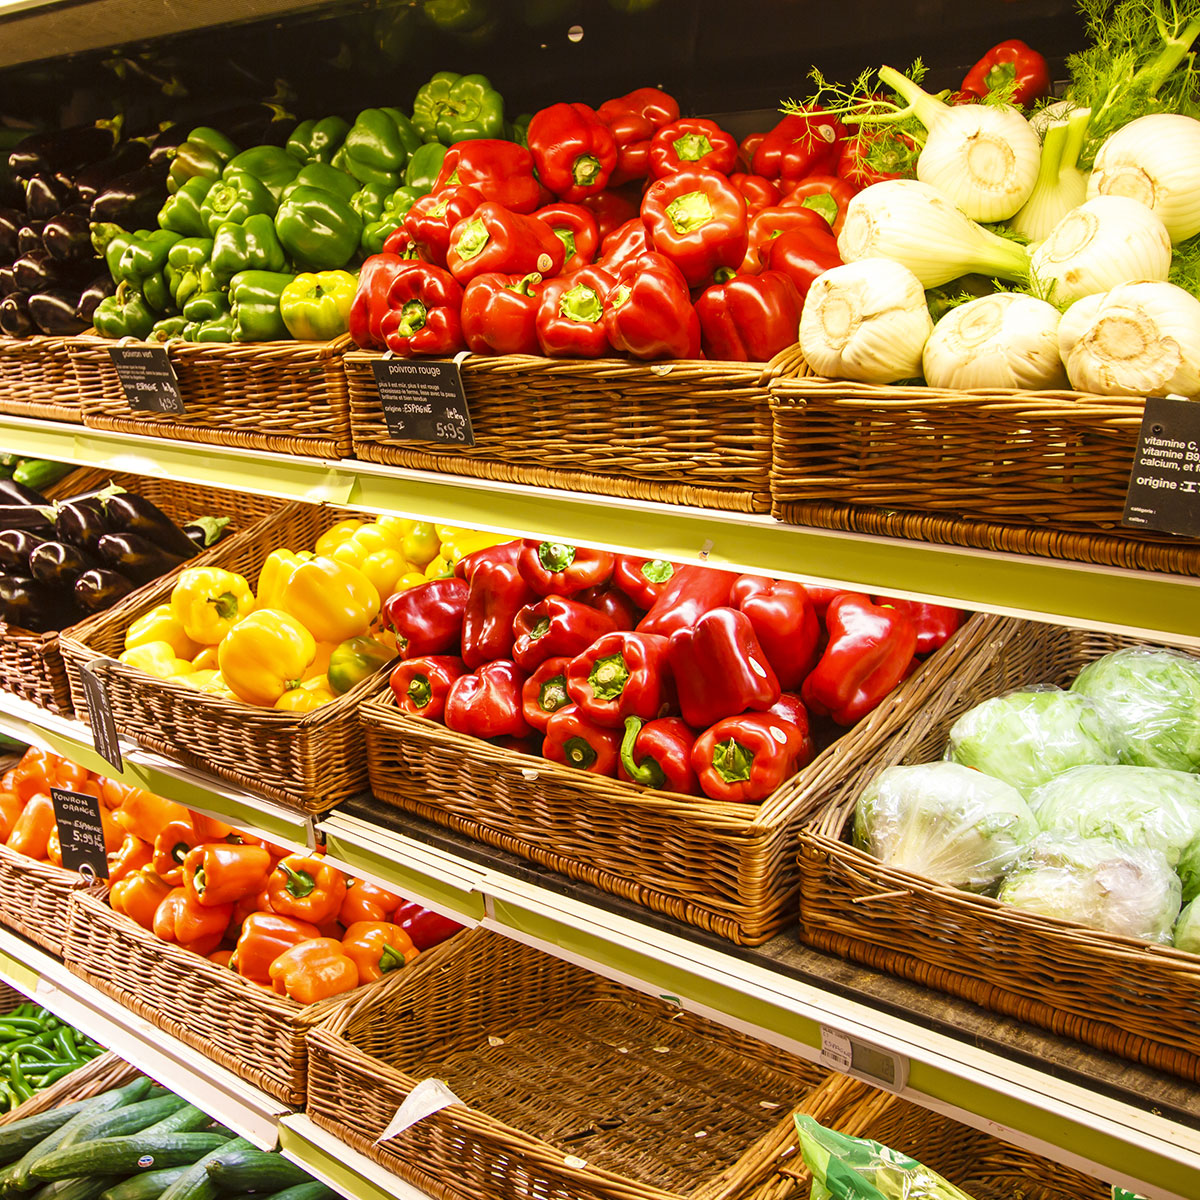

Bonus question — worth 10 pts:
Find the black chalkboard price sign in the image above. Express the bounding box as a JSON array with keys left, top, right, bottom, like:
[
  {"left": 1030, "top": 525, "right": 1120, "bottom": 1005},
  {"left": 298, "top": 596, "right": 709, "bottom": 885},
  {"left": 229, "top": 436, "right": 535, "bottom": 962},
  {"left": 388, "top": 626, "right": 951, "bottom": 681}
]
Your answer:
[
  {"left": 372, "top": 357, "right": 475, "bottom": 446},
  {"left": 1123, "top": 396, "right": 1200, "bottom": 538},
  {"left": 50, "top": 788, "right": 109, "bottom": 879},
  {"left": 108, "top": 344, "right": 185, "bottom": 415},
  {"left": 78, "top": 659, "right": 123, "bottom": 772}
]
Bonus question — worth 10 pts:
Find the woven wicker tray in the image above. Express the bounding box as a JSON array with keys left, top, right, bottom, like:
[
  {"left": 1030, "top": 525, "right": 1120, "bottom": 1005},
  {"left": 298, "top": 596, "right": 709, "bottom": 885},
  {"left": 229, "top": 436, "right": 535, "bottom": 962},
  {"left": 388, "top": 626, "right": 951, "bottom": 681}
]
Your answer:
[
  {"left": 59, "top": 501, "right": 390, "bottom": 813},
  {"left": 0, "top": 469, "right": 281, "bottom": 716},
  {"left": 345, "top": 346, "right": 806, "bottom": 514},
  {"left": 0, "top": 335, "right": 81, "bottom": 424},
  {"left": 66, "top": 333, "right": 353, "bottom": 459},
  {"left": 798, "top": 619, "right": 1200, "bottom": 1082},
  {"left": 0, "top": 1050, "right": 140, "bottom": 1126},
  {"left": 306, "top": 926, "right": 863, "bottom": 1200},
  {"left": 0, "top": 843, "right": 87, "bottom": 957},
  {"left": 362, "top": 611, "right": 1004, "bottom": 946}
]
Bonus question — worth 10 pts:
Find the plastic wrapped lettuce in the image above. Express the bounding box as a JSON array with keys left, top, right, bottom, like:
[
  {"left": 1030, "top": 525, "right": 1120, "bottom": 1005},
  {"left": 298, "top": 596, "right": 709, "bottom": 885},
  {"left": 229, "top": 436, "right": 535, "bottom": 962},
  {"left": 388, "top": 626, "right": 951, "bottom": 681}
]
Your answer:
[
  {"left": 1071, "top": 647, "right": 1200, "bottom": 772},
  {"left": 944, "top": 687, "right": 1122, "bottom": 795},
  {"left": 1029, "top": 764, "right": 1200, "bottom": 900},
  {"left": 997, "top": 833, "right": 1181, "bottom": 943},
  {"left": 854, "top": 762, "right": 1036, "bottom": 892},
  {"left": 1175, "top": 899, "right": 1200, "bottom": 954}
]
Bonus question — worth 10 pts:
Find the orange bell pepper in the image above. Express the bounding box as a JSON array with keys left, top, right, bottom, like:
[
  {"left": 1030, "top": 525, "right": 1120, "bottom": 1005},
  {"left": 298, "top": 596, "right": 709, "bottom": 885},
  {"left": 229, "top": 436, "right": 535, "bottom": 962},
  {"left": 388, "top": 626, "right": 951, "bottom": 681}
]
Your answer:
[
  {"left": 341, "top": 920, "right": 418, "bottom": 982},
  {"left": 233, "top": 911, "right": 322, "bottom": 985},
  {"left": 110, "top": 868, "right": 174, "bottom": 931},
  {"left": 192, "top": 813, "right": 234, "bottom": 841},
  {"left": 266, "top": 854, "right": 347, "bottom": 925},
  {"left": 6, "top": 792, "right": 56, "bottom": 860},
  {"left": 98, "top": 806, "right": 124, "bottom": 854},
  {"left": 151, "top": 818, "right": 201, "bottom": 886},
  {"left": 46, "top": 827, "right": 62, "bottom": 866},
  {"left": 231, "top": 885, "right": 273, "bottom": 930},
  {"left": 208, "top": 949, "right": 235, "bottom": 968},
  {"left": 107, "top": 834, "right": 153, "bottom": 885},
  {"left": 98, "top": 777, "right": 134, "bottom": 811},
  {"left": 182, "top": 843, "right": 273, "bottom": 908},
  {"left": 268, "top": 937, "right": 360, "bottom": 1004},
  {"left": 10, "top": 749, "right": 56, "bottom": 803},
  {"left": 0, "top": 791, "right": 22, "bottom": 843},
  {"left": 339, "top": 879, "right": 405, "bottom": 925},
  {"left": 113, "top": 788, "right": 191, "bottom": 844},
  {"left": 152, "top": 887, "right": 234, "bottom": 957}
]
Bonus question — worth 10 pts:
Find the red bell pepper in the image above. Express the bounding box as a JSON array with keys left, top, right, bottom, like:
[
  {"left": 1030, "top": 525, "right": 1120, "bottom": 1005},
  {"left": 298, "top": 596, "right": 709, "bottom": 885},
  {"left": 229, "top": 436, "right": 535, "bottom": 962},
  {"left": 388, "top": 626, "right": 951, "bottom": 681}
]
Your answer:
[
  {"left": 455, "top": 540, "right": 523, "bottom": 582},
  {"left": 433, "top": 140, "right": 547, "bottom": 213},
  {"left": 383, "top": 577, "right": 468, "bottom": 658},
  {"left": 518, "top": 539, "right": 615, "bottom": 596},
  {"left": 528, "top": 102, "right": 619, "bottom": 202},
  {"left": 692, "top": 712, "right": 814, "bottom": 803},
  {"left": 460, "top": 557, "right": 535, "bottom": 669},
  {"left": 744, "top": 203, "right": 832, "bottom": 272},
  {"left": 780, "top": 175, "right": 860, "bottom": 236},
  {"left": 801, "top": 593, "right": 918, "bottom": 726},
  {"left": 543, "top": 705, "right": 621, "bottom": 775},
  {"left": 871, "top": 596, "right": 966, "bottom": 655},
  {"left": 769, "top": 691, "right": 815, "bottom": 746},
  {"left": 520, "top": 655, "right": 573, "bottom": 731},
  {"left": 446, "top": 202, "right": 565, "bottom": 285},
  {"left": 461, "top": 271, "right": 545, "bottom": 356},
  {"left": 511, "top": 595, "right": 619, "bottom": 671},
  {"left": 535, "top": 265, "right": 616, "bottom": 357},
  {"left": 444, "top": 660, "right": 530, "bottom": 740},
  {"left": 739, "top": 131, "right": 767, "bottom": 169},
  {"left": 695, "top": 271, "right": 803, "bottom": 363},
  {"left": 531, "top": 203, "right": 599, "bottom": 273},
  {"left": 402, "top": 185, "right": 485, "bottom": 267},
  {"left": 636, "top": 564, "right": 739, "bottom": 638},
  {"left": 729, "top": 173, "right": 781, "bottom": 215},
  {"left": 349, "top": 253, "right": 419, "bottom": 350},
  {"left": 392, "top": 901, "right": 463, "bottom": 950},
  {"left": 649, "top": 118, "right": 738, "bottom": 179},
  {"left": 641, "top": 167, "right": 748, "bottom": 288},
  {"left": 389, "top": 655, "right": 467, "bottom": 721},
  {"left": 752, "top": 111, "right": 845, "bottom": 183},
  {"left": 730, "top": 575, "right": 820, "bottom": 690},
  {"left": 759, "top": 227, "right": 841, "bottom": 304},
  {"left": 576, "top": 583, "right": 638, "bottom": 630},
  {"left": 603, "top": 251, "right": 700, "bottom": 360},
  {"left": 382, "top": 226, "right": 420, "bottom": 258},
  {"left": 565, "top": 630, "right": 673, "bottom": 728},
  {"left": 668, "top": 606, "right": 780, "bottom": 729},
  {"left": 618, "top": 716, "right": 696, "bottom": 794},
  {"left": 597, "top": 87, "right": 680, "bottom": 185},
  {"left": 381, "top": 263, "right": 465, "bottom": 357},
  {"left": 803, "top": 585, "right": 844, "bottom": 617},
  {"left": 596, "top": 218, "right": 650, "bottom": 272},
  {"left": 580, "top": 189, "right": 640, "bottom": 240},
  {"left": 613, "top": 556, "right": 677, "bottom": 611},
  {"left": 961, "top": 39, "right": 1050, "bottom": 108}
]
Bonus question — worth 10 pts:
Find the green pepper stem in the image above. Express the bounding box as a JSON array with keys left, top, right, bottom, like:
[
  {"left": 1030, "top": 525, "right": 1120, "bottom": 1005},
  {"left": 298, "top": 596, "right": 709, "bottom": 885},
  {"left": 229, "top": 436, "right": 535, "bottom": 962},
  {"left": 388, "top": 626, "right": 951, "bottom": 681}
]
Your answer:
[
  {"left": 572, "top": 154, "right": 602, "bottom": 186},
  {"left": 563, "top": 735, "right": 598, "bottom": 770},
  {"left": 207, "top": 590, "right": 240, "bottom": 621},
  {"left": 620, "top": 716, "right": 666, "bottom": 788},
  {"left": 558, "top": 285, "right": 602, "bottom": 324},
  {"left": 397, "top": 299, "right": 428, "bottom": 336},
  {"left": 280, "top": 863, "right": 316, "bottom": 898},
  {"left": 711, "top": 737, "right": 754, "bottom": 785},
  {"left": 407, "top": 673, "right": 433, "bottom": 709},
  {"left": 665, "top": 190, "right": 714, "bottom": 235},
  {"left": 379, "top": 944, "right": 408, "bottom": 973},
  {"left": 588, "top": 652, "right": 630, "bottom": 702},
  {"left": 672, "top": 133, "right": 713, "bottom": 162},
  {"left": 537, "top": 541, "right": 577, "bottom": 572}
]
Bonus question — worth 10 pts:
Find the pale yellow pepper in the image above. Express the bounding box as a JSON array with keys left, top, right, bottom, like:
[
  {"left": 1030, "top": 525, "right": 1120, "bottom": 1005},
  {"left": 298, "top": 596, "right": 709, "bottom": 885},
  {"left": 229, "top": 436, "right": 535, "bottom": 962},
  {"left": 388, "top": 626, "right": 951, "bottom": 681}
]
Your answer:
[
  {"left": 278, "top": 556, "right": 380, "bottom": 644},
  {"left": 393, "top": 571, "right": 429, "bottom": 593},
  {"left": 176, "top": 668, "right": 221, "bottom": 690},
  {"left": 256, "top": 549, "right": 310, "bottom": 610},
  {"left": 275, "top": 677, "right": 337, "bottom": 713},
  {"left": 401, "top": 522, "right": 440, "bottom": 567},
  {"left": 313, "top": 519, "right": 365, "bottom": 558},
  {"left": 125, "top": 604, "right": 203, "bottom": 660},
  {"left": 436, "top": 526, "right": 507, "bottom": 565},
  {"left": 118, "top": 640, "right": 195, "bottom": 680},
  {"left": 218, "top": 609, "right": 317, "bottom": 707},
  {"left": 191, "top": 645, "right": 220, "bottom": 670},
  {"left": 171, "top": 567, "right": 255, "bottom": 645},
  {"left": 424, "top": 553, "right": 454, "bottom": 580}
]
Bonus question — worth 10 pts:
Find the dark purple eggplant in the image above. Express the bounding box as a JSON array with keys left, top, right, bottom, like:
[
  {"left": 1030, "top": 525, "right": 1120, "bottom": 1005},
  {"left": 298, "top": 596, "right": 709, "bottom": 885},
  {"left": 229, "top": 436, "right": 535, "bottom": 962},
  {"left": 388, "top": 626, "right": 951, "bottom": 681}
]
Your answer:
[
  {"left": 74, "top": 568, "right": 135, "bottom": 613},
  {"left": 29, "top": 539, "right": 96, "bottom": 587},
  {"left": 29, "top": 289, "right": 89, "bottom": 335},
  {"left": 74, "top": 140, "right": 151, "bottom": 205},
  {"left": 88, "top": 162, "right": 168, "bottom": 230},
  {"left": 214, "top": 103, "right": 296, "bottom": 149},
  {"left": 25, "top": 173, "right": 77, "bottom": 221},
  {"left": 76, "top": 273, "right": 115, "bottom": 323},
  {"left": 16, "top": 223, "right": 45, "bottom": 256},
  {"left": 97, "top": 532, "right": 186, "bottom": 584},
  {"left": 9, "top": 123, "right": 120, "bottom": 182},
  {"left": 0, "top": 528, "right": 45, "bottom": 571},
  {"left": 147, "top": 124, "right": 187, "bottom": 168},
  {"left": 0, "top": 208, "right": 21, "bottom": 262},
  {"left": 182, "top": 516, "right": 230, "bottom": 549},
  {"left": 103, "top": 492, "right": 198, "bottom": 559},
  {"left": 55, "top": 495, "right": 109, "bottom": 553},
  {"left": 42, "top": 205, "right": 93, "bottom": 261},
  {"left": 0, "top": 477, "right": 50, "bottom": 506},
  {"left": 0, "top": 504, "right": 53, "bottom": 536},
  {"left": 0, "top": 267, "right": 16, "bottom": 298},
  {"left": 0, "top": 293, "right": 33, "bottom": 337},
  {"left": 12, "top": 250, "right": 93, "bottom": 292},
  {"left": 0, "top": 574, "right": 76, "bottom": 632}
]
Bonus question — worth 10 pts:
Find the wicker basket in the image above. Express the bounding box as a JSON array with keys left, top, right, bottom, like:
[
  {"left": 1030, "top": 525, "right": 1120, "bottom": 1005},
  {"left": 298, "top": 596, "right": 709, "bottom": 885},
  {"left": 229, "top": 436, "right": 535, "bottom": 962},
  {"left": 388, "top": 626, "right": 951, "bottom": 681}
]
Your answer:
[
  {"left": 769, "top": 377, "right": 1200, "bottom": 575},
  {"left": 59, "top": 502, "right": 390, "bottom": 813},
  {"left": 345, "top": 345, "right": 806, "bottom": 514},
  {"left": 362, "top": 611, "right": 1004, "bottom": 946},
  {"left": 0, "top": 336, "right": 81, "bottom": 424},
  {"left": 0, "top": 1050, "right": 140, "bottom": 1126},
  {"left": 66, "top": 333, "right": 353, "bottom": 459},
  {"left": 798, "top": 619, "right": 1200, "bottom": 1082},
  {"left": 306, "top": 926, "right": 865, "bottom": 1200},
  {"left": 0, "top": 469, "right": 281, "bottom": 716},
  {"left": 0, "top": 843, "right": 88, "bottom": 957}
]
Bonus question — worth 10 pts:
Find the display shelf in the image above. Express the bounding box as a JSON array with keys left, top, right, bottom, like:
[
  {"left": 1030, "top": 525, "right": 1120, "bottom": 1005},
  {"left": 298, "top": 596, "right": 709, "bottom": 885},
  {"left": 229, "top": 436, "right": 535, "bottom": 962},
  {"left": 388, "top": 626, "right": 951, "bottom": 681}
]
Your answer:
[{"left": 1, "top": 413, "right": 1195, "bottom": 646}]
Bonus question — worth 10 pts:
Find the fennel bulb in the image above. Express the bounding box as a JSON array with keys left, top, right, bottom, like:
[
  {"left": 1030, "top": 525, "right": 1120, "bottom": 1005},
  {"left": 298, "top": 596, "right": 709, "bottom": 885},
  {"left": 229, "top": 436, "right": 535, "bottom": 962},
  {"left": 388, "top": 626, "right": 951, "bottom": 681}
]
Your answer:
[
  {"left": 1088, "top": 113, "right": 1200, "bottom": 242},
  {"left": 799, "top": 258, "right": 932, "bottom": 384},
  {"left": 1029, "top": 195, "right": 1171, "bottom": 303},
  {"left": 922, "top": 293, "right": 1067, "bottom": 390},
  {"left": 1009, "top": 108, "right": 1091, "bottom": 243},
  {"left": 838, "top": 179, "right": 1029, "bottom": 288},
  {"left": 1058, "top": 280, "right": 1200, "bottom": 397}
]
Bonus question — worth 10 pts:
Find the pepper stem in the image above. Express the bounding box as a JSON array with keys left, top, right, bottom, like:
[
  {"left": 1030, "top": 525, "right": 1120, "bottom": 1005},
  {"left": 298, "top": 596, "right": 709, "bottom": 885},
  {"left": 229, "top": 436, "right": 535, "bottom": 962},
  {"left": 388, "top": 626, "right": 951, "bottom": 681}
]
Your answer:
[
  {"left": 672, "top": 133, "right": 713, "bottom": 162},
  {"left": 407, "top": 673, "right": 433, "bottom": 709},
  {"left": 552, "top": 228, "right": 577, "bottom": 262},
  {"left": 558, "top": 285, "right": 602, "bottom": 324},
  {"left": 665, "top": 190, "right": 714, "bottom": 235},
  {"left": 572, "top": 154, "right": 602, "bottom": 186},
  {"left": 563, "top": 735, "right": 598, "bottom": 770},
  {"left": 379, "top": 944, "right": 408, "bottom": 973},
  {"left": 452, "top": 218, "right": 490, "bottom": 261},
  {"left": 538, "top": 673, "right": 569, "bottom": 715},
  {"left": 537, "top": 541, "right": 576, "bottom": 572},
  {"left": 280, "top": 863, "right": 316, "bottom": 899},
  {"left": 588, "top": 652, "right": 630, "bottom": 702},
  {"left": 207, "top": 591, "right": 240, "bottom": 621},
  {"left": 620, "top": 716, "right": 666, "bottom": 789},
  {"left": 711, "top": 737, "right": 754, "bottom": 785},
  {"left": 397, "top": 299, "right": 427, "bottom": 337}
]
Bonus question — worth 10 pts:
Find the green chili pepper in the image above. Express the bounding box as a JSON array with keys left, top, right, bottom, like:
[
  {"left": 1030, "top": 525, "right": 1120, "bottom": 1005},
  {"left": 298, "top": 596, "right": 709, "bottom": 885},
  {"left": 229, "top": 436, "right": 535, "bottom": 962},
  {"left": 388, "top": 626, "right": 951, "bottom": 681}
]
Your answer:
[
  {"left": 8, "top": 1061, "right": 31, "bottom": 1103},
  {"left": 52, "top": 1028, "right": 79, "bottom": 1064},
  {"left": 39, "top": 1065, "right": 77, "bottom": 1085}
]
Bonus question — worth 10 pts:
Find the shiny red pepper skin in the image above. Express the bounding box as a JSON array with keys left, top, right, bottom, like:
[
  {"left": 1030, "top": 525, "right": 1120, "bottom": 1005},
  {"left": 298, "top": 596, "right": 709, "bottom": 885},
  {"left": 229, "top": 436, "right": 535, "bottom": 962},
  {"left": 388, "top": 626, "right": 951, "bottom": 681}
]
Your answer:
[
  {"left": 461, "top": 271, "right": 545, "bottom": 356},
  {"left": 739, "top": 131, "right": 767, "bottom": 169},
  {"left": 871, "top": 596, "right": 966, "bottom": 655},
  {"left": 576, "top": 583, "right": 639, "bottom": 630},
  {"left": 543, "top": 705, "right": 621, "bottom": 775},
  {"left": 618, "top": 716, "right": 696, "bottom": 794},
  {"left": 389, "top": 655, "right": 467, "bottom": 720},
  {"left": 518, "top": 538, "right": 615, "bottom": 596},
  {"left": 403, "top": 185, "right": 485, "bottom": 268},
  {"left": 381, "top": 226, "right": 420, "bottom": 258},
  {"left": 512, "top": 596, "right": 619, "bottom": 671},
  {"left": 565, "top": 630, "right": 673, "bottom": 728},
  {"left": 455, "top": 540, "right": 523, "bottom": 582},
  {"left": 961, "top": 39, "right": 1050, "bottom": 108},
  {"left": 752, "top": 111, "right": 845, "bottom": 182},
  {"left": 636, "top": 564, "right": 739, "bottom": 638},
  {"left": 769, "top": 691, "right": 815, "bottom": 751},
  {"left": 759, "top": 227, "right": 842, "bottom": 304},
  {"left": 641, "top": 167, "right": 748, "bottom": 288},
  {"left": 692, "top": 712, "right": 814, "bottom": 803},
  {"left": 596, "top": 87, "right": 680, "bottom": 186},
  {"left": 433, "top": 140, "right": 548, "bottom": 213},
  {"left": 446, "top": 202, "right": 565, "bottom": 285},
  {"left": 731, "top": 575, "right": 821, "bottom": 691},
  {"left": 384, "top": 578, "right": 468, "bottom": 659},
  {"left": 392, "top": 900, "right": 463, "bottom": 950},
  {"left": 528, "top": 102, "right": 619, "bottom": 203},
  {"left": 781, "top": 174, "right": 861, "bottom": 236},
  {"left": 349, "top": 253, "right": 419, "bottom": 350},
  {"left": 729, "top": 173, "right": 781, "bottom": 214},
  {"left": 695, "top": 271, "right": 803, "bottom": 363},
  {"left": 803, "top": 586, "right": 844, "bottom": 617},
  {"left": 649, "top": 118, "right": 739, "bottom": 179},
  {"left": 444, "top": 659, "right": 530, "bottom": 740},
  {"left": 612, "top": 555, "right": 678, "bottom": 611},
  {"left": 603, "top": 251, "right": 700, "bottom": 360},
  {"left": 461, "top": 558, "right": 536, "bottom": 669},
  {"left": 743, "top": 204, "right": 832, "bottom": 272},
  {"left": 531, "top": 203, "right": 599, "bottom": 273},
  {"left": 520, "top": 655, "right": 573, "bottom": 731},
  {"left": 381, "top": 264, "right": 465, "bottom": 357},
  {"left": 668, "top": 606, "right": 780, "bottom": 729},
  {"left": 801, "top": 593, "right": 918, "bottom": 726},
  {"left": 596, "top": 218, "right": 649, "bottom": 272},
  {"left": 535, "top": 265, "right": 616, "bottom": 358},
  {"left": 580, "top": 189, "right": 641, "bottom": 241}
]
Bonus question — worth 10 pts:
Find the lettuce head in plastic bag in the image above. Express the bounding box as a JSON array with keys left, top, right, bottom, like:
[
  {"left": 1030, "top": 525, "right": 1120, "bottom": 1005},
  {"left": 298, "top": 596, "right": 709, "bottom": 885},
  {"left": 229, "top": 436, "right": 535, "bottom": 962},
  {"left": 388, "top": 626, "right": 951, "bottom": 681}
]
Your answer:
[
  {"left": 854, "top": 762, "right": 1036, "bottom": 892},
  {"left": 997, "top": 832, "right": 1181, "bottom": 943},
  {"left": 1174, "top": 899, "right": 1200, "bottom": 954},
  {"left": 944, "top": 687, "right": 1122, "bottom": 795},
  {"left": 1070, "top": 647, "right": 1200, "bottom": 772}
]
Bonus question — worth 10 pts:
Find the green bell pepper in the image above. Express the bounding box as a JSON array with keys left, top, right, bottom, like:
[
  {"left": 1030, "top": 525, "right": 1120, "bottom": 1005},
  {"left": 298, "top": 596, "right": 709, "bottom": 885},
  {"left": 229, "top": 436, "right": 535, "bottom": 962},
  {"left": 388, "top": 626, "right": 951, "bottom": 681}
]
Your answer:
[
  {"left": 200, "top": 171, "right": 276, "bottom": 235},
  {"left": 193, "top": 311, "right": 237, "bottom": 342},
  {"left": 404, "top": 142, "right": 447, "bottom": 192},
  {"left": 286, "top": 116, "right": 352, "bottom": 166},
  {"left": 274, "top": 185, "right": 362, "bottom": 271},
  {"left": 165, "top": 237, "right": 214, "bottom": 310},
  {"left": 229, "top": 270, "right": 294, "bottom": 341},
  {"left": 332, "top": 107, "right": 422, "bottom": 187},
  {"left": 182, "top": 289, "right": 228, "bottom": 324},
  {"left": 92, "top": 283, "right": 157, "bottom": 340},
  {"left": 149, "top": 316, "right": 189, "bottom": 342},
  {"left": 411, "top": 71, "right": 505, "bottom": 144},
  {"left": 157, "top": 175, "right": 213, "bottom": 237},
  {"left": 279, "top": 270, "right": 357, "bottom": 340},
  {"left": 281, "top": 162, "right": 360, "bottom": 204},
  {"left": 167, "top": 127, "right": 239, "bottom": 194},
  {"left": 508, "top": 113, "right": 533, "bottom": 148},
  {"left": 361, "top": 187, "right": 421, "bottom": 256},
  {"left": 211, "top": 214, "right": 288, "bottom": 286},
  {"left": 116, "top": 229, "right": 182, "bottom": 287},
  {"left": 140, "top": 270, "right": 173, "bottom": 314},
  {"left": 223, "top": 146, "right": 301, "bottom": 202}
]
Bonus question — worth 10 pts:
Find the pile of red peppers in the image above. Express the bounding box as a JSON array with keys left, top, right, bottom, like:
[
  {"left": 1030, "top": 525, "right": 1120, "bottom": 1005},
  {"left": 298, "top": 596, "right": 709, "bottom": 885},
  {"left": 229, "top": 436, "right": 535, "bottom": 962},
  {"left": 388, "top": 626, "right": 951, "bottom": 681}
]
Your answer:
[{"left": 384, "top": 541, "right": 966, "bottom": 803}]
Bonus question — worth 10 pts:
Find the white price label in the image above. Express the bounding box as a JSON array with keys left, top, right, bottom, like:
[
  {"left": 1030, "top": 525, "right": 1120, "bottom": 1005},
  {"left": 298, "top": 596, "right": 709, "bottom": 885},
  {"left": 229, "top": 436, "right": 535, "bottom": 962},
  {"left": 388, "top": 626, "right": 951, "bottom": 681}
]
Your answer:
[
  {"left": 376, "top": 1078, "right": 463, "bottom": 1143},
  {"left": 819, "top": 1026, "right": 908, "bottom": 1093}
]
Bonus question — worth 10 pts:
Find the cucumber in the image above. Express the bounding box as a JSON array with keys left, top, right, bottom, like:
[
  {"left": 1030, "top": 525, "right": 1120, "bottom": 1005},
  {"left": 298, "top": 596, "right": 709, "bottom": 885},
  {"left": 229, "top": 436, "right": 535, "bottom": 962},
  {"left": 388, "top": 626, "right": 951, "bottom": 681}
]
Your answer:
[
  {"left": 0, "top": 1101, "right": 94, "bottom": 1164},
  {"left": 59, "top": 1097, "right": 185, "bottom": 1148},
  {"left": 202, "top": 1147, "right": 310, "bottom": 1194},
  {"left": 157, "top": 1137, "right": 251, "bottom": 1200},
  {"left": 139, "top": 1107, "right": 211, "bottom": 1137},
  {"left": 262, "top": 1183, "right": 338, "bottom": 1200},
  {"left": 12, "top": 462, "right": 72, "bottom": 492},
  {"left": 98, "top": 1166, "right": 190, "bottom": 1200},
  {"left": 30, "top": 1178, "right": 119, "bottom": 1200},
  {"left": 31, "top": 1133, "right": 231, "bottom": 1182}
]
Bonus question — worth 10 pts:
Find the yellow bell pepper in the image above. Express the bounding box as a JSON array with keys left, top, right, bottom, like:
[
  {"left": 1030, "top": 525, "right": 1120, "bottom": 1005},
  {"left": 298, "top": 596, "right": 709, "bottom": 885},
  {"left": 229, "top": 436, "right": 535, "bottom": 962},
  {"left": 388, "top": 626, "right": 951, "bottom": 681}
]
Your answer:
[
  {"left": 256, "top": 549, "right": 310, "bottom": 610},
  {"left": 359, "top": 548, "right": 411, "bottom": 599},
  {"left": 401, "top": 522, "right": 440, "bottom": 567},
  {"left": 436, "top": 526, "right": 508, "bottom": 565},
  {"left": 218, "top": 609, "right": 317, "bottom": 707},
  {"left": 197, "top": 672, "right": 236, "bottom": 698},
  {"left": 191, "top": 645, "right": 219, "bottom": 670},
  {"left": 424, "top": 553, "right": 454, "bottom": 580},
  {"left": 275, "top": 677, "right": 337, "bottom": 712},
  {"left": 349, "top": 524, "right": 403, "bottom": 554},
  {"left": 278, "top": 556, "right": 380, "bottom": 644},
  {"left": 118, "top": 641, "right": 195, "bottom": 680},
  {"left": 301, "top": 640, "right": 336, "bottom": 682},
  {"left": 177, "top": 668, "right": 220, "bottom": 690},
  {"left": 374, "top": 515, "right": 415, "bottom": 542},
  {"left": 314, "top": 519, "right": 365, "bottom": 558},
  {"left": 125, "top": 604, "right": 203, "bottom": 659},
  {"left": 171, "top": 567, "right": 255, "bottom": 645},
  {"left": 393, "top": 571, "right": 429, "bottom": 593}
]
